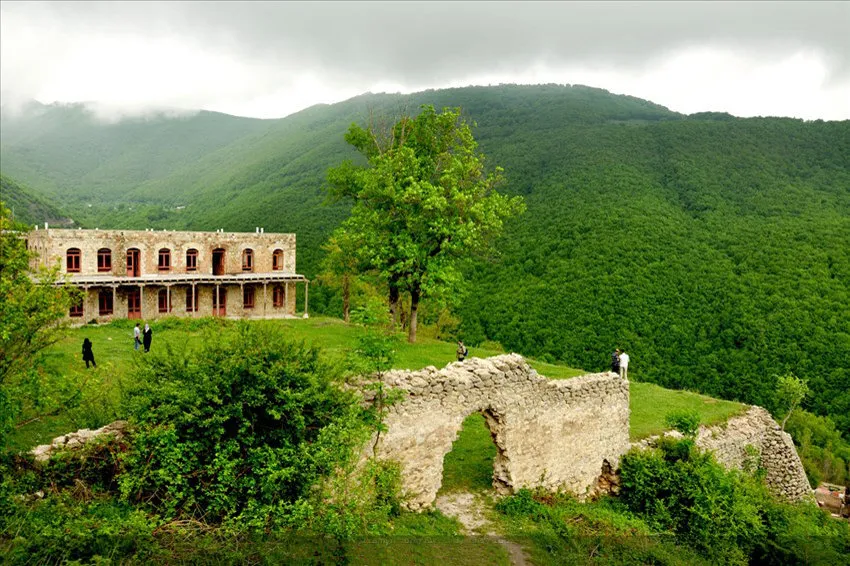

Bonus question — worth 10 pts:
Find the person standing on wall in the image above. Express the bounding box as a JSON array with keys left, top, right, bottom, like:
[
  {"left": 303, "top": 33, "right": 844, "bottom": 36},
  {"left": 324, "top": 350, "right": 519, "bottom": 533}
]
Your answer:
[
  {"left": 611, "top": 348, "right": 621, "bottom": 375},
  {"left": 619, "top": 349, "right": 630, "bottom": 380},
  {"left": 456, "top": 340, "right": 469, "bottom": 362},
  {"left": 143, "top": 323, "right": 153, "bottom": 353},
  {"left": 133, "top": 323, "right": 141, "bottom": 351},
  {"left": 82, "top": 338, "right": 96, "bottom": 368}
]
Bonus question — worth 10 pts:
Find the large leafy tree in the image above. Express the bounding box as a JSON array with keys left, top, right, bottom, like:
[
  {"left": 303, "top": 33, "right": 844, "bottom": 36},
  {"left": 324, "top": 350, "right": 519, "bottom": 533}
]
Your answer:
[
  {"left": 0, "top": 202, "right": 79, "bottom": 446},
  {"left": 327, "top": 105, "right": 525, "bottom": 342}
]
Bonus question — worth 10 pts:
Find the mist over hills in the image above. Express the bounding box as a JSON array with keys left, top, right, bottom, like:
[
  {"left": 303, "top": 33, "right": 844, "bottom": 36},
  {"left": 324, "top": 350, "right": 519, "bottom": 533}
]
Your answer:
[{"left": 1, "top": 84, "right": 848, "bottom": 435}]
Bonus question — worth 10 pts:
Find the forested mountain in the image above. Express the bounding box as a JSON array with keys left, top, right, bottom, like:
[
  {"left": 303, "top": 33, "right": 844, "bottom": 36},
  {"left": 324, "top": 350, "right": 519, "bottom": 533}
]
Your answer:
[
  {"left": 0, "top": 175, "right": 74, "bottom": 227},
  {"left": 0, "top": 100, "right": 270, "bottom": 201},
  {"left": 1, "top": 85, "right": 848, "bottom": 435}
]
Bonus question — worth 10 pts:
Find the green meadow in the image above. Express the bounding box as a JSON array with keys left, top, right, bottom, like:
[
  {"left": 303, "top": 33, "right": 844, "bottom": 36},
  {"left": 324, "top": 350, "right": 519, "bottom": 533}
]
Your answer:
[{"left": 13, "top": 315, "right": 744, "bottom": 453}]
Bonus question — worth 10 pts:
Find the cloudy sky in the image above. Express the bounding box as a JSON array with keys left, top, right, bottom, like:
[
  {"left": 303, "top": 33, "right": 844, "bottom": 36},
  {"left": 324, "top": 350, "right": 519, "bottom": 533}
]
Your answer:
[{"left": 2, "top": 1, "right": 848, "bottom": 121}]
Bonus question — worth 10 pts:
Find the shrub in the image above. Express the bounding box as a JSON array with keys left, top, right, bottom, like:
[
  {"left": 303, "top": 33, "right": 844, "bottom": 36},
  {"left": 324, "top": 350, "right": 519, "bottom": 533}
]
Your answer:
[
  {"left": 118, "top": 322, "right": 369, "bottom": 528},
  {"left": 664, "top": 409, "right": 701, "bottom": 438},
  {"left": 619, "top": 438, "right": 850, "bottom": 564}
]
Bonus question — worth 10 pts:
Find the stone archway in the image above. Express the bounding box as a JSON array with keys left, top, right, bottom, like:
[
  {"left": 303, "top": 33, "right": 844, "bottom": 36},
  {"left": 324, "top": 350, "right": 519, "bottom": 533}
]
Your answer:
[{"left": 366, "top": 354, "right": 630, "bottom": 510}]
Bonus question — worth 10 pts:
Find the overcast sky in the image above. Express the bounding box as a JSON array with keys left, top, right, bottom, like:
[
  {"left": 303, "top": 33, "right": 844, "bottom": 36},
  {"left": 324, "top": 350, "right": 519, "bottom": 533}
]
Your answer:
[{"left": 2, "top": 1, "right": 848, "bottom": 121}]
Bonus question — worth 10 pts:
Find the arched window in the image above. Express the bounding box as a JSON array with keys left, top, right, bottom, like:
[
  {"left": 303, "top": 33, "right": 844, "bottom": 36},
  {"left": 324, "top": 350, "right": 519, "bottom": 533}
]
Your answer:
[
  {"left": 273, "top": 285, "right": 285, "bottom": 308},
  {"left": 272, "top": 249, "right": 284, "bottom": 271},
  {"left": 186, "top": 248, "right": 198, "bottom": 272},
  {"left": 158, "top": 248, "right": 171, "bottom": 271},
  {"left": 242, "top": 248, "right": 254, "bottom": 272},
  {"left": 97, "top": 248, "right": 112, "bottom": 272},
  {"left": 212, "top": 248, "right": 225, "bottom": 276},
  {"left": 66, "top": 248, "right": 81, "bottom": 272}
]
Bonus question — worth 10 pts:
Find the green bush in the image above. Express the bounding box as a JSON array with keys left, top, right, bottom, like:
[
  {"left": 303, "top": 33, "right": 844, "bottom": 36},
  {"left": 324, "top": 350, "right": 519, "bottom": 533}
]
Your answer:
[
  {"left": 118, "top": 322, "right": 369, "bottom": 528},
  {"left": 1, "top": 494, "right": 162, "bottom": 564},
  {"left": 664, "top": 409, "right": 701, "bottom": 438},
  {"left": 619, "top": 438, "right": 850, "bottom": 564}
]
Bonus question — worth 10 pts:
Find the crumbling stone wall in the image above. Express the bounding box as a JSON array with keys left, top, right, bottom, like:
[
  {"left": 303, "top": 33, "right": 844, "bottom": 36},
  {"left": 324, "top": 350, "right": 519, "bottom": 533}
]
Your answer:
[
  {"left": 632, "top": 406, "right": 813, "bottom": 502},
  {"left": 365, "top": 354, "right": 630, "bottom": 511},
  {"left": 696, "top": 406, "right": 813, "bottom": 502}
]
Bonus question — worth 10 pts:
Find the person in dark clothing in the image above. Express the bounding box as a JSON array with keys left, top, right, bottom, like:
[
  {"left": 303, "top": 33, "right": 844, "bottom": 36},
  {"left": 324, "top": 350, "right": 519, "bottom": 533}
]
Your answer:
[
  {"left": 611, "top": 349, "right": 621, "bottom": 374},
  {"left": 143, "top": 323, "right": 153, "bottom": 353},
  {"left": 82, "top": 338, "right": 96, "bottom": 368}
]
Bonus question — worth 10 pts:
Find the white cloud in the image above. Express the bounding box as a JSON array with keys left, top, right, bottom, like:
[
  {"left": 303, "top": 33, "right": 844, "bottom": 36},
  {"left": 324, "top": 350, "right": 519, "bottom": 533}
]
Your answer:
[{"left": 2, "top": 1, "right": 848, "bottom": 121}]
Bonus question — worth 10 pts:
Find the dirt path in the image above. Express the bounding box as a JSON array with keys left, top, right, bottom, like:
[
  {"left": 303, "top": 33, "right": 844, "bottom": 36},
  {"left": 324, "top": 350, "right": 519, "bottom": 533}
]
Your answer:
[{"left": 435, "top": 492, "right": 529, "bottom": 566}]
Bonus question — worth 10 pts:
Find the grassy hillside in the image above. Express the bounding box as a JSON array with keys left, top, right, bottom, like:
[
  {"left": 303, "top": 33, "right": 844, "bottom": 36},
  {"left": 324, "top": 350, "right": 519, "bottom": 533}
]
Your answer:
[
  {"left": 2, "top": 85, "right": 848, "bottom": 438},
  {"left": 10, "top": 316, "right": 743, "bottom": 453}
]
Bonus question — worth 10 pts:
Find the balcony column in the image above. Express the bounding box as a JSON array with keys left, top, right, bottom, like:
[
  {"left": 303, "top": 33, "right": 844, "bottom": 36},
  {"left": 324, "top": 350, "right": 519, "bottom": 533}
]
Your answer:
[
  {"left": 303, "top": 280, "right": 309, "bottom": 319},
  {"left": 263, "top": 282, "right": 268, "bottom": 318}
]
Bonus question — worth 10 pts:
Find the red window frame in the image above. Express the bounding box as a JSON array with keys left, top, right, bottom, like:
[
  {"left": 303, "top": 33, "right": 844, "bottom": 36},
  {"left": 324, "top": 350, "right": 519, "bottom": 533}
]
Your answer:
[
  {"left": 243, "top": 286, "right": 255, "bottom": 309},
  {"left": 186, "top": 249, "right": 198, "bottom": 272},
  {"left": 97, "top": 248, "right": 112, "bottom": 272},
  {"left": 273, "top": 285, "right": 285, "bottom": 308},
  {"left": 158, "top": 289, "right": 172, "bottom": 313},
  {"left": 272, "top": 249, "right": 283, "bottom": 271},
  {"left": 67, "top": 248, "right": 81, "bottom": 272},
  {"left": 158, "top": 248, "right": 171, "bottom": 271},
  {"left": 186, "top": 287, "right": 197, "bottom": 312},
  {"left": 242, "top": 249, "right": 254, "bottom": 272},
  {"left": 98, "top": 290, "right": 113, "bottom": 315}
]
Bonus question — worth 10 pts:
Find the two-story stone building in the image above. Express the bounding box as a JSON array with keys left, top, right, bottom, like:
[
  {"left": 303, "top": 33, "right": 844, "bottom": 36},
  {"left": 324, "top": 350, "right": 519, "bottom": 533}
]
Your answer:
[{"left": 26, "top": 226, "right": 309, "bottom": 323}]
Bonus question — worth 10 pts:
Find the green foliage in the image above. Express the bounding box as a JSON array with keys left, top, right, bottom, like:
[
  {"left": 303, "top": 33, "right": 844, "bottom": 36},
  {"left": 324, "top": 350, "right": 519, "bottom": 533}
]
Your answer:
[
  {"left": 619, "top": 438, "right": 850, "bottom": 564},
  {"left": 775, "top": 372, "right": 810, "bottom": 430},
  {"left": 0, "top": 175, "right": 73, "bottom": 227},
  {"left": 785, "top": 409, "right": 850, "bottom": 486},
  {"left": 327, "top": 104, "right": 525, "bottom": 342},
  {"left": 118, "top": 322, "right": 369, "bottom": 527},
  {"left": 496, "top": 489, "right": 712, "bottom": 565},
  {"left": 0, "top": 202, "right": 81, "bottom": 449},
  {"left": 1, "top": 494, "right": 162, "bottom": 564},
  {"left": 664, "top": 409, "right": 701, "bottom": 438}
]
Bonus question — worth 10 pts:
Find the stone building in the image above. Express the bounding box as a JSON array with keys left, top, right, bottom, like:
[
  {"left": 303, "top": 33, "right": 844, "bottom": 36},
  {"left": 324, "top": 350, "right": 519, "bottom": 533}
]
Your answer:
[{"left": 26, "top": 226, "right": 309, "bottom": 323}]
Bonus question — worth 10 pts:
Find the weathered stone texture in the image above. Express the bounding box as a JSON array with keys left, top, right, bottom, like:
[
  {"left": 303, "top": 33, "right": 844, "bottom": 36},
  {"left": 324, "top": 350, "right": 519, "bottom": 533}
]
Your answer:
[
  {"left": 365, "top": 354, "right": 630, "bottom": 511},
  {"left": 30, "top": 420, "right": 128, "bottom": 462},
  {"left": 634, "top": 406, "right": 813, "bottom": 503},
  {"left": 28, "top": 228, "right": 296, "bottom": 275}
]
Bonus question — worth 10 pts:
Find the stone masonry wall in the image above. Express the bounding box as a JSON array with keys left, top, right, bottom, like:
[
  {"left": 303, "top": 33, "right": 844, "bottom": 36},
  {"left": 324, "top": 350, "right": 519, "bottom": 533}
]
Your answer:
[
  {"left": 365, "top": 354, "right": 630, "bottom": 511},
  {"left": 24, "top": 228, "right": 301, "bottom": 323},
  {"left": 695, "top": 406, "right": 813, "bottom": 502},
  {"left": 27, "top": 228, "right": 297, "bottom": 275},
  {"left": 632, "top": 406, "right": 812, "bottom": 502}
]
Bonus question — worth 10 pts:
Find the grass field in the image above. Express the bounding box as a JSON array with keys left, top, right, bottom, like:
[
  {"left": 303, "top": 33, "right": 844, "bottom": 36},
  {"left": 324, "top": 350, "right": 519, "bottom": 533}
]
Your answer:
[{"left": 11, "top": 315, "right": 745, "bottom": 452}]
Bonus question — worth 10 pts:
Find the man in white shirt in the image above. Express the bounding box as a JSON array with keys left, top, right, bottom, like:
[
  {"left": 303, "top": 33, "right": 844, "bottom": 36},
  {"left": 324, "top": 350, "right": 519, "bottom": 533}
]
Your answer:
[
  {"left": 134, "top": 323, "right": 141, "bottom": 351},
  {"left": 619, "top": 350, "right": 630, "bottom": 380}
]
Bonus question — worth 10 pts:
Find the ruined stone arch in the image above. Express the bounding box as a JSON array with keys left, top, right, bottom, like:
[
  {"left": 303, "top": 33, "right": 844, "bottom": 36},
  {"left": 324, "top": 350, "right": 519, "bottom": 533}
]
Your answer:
[{"left": 366, "top": 354, "right": 630, "bottom": 510}]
